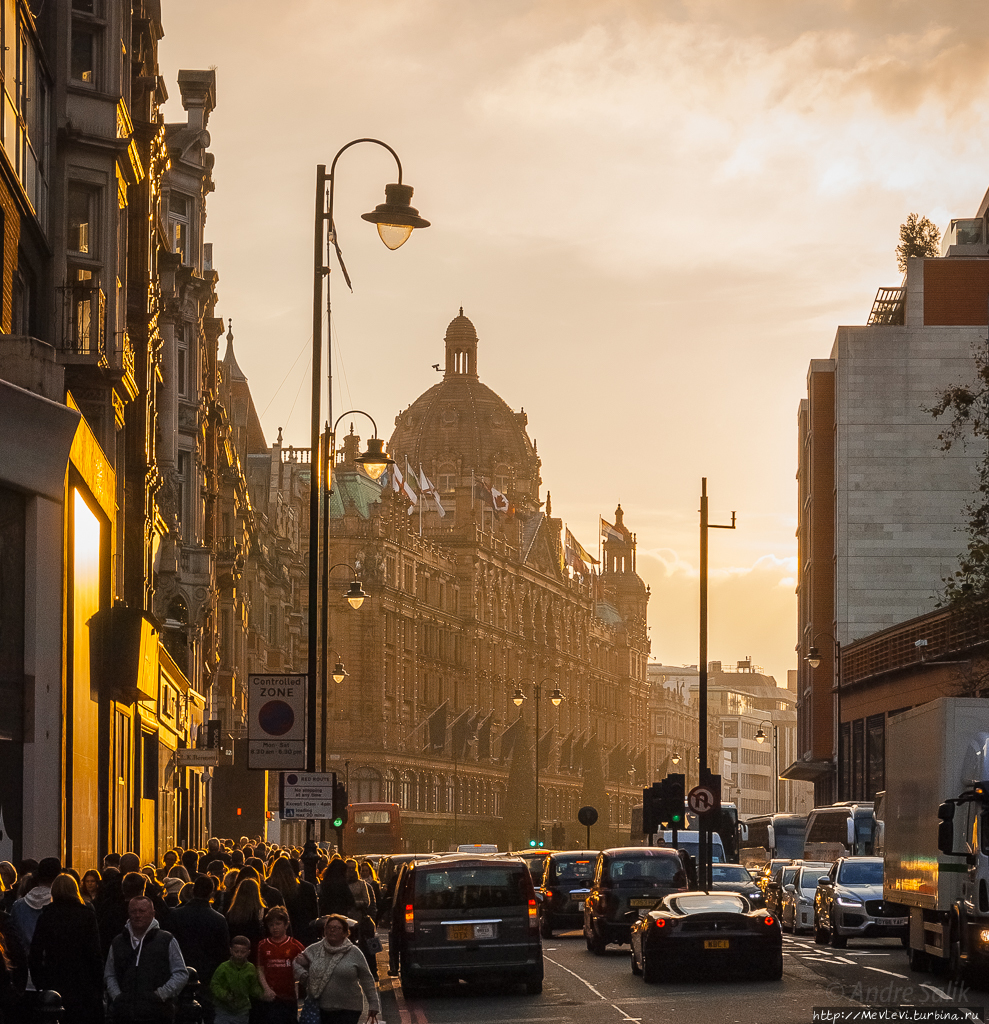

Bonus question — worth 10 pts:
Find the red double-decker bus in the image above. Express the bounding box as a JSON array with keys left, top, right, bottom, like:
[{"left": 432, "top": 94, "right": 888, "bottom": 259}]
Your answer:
[{"left": 343, "top": 802, "right": 403, "bottom": 855}]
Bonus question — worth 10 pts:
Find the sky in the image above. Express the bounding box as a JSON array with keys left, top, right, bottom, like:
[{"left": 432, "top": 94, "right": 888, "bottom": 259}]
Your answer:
[{"left": 157, "top": 0, "right": 989, "bottom": 687}]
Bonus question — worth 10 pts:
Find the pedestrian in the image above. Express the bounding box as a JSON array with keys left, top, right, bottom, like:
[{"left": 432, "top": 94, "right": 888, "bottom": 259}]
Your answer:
[
  {"left": 8, "top": 856, "right": 59, "bottom": 956},
  {"left": 225, "top": 878, "right": 267, "bottom": 956},
  {"left": 168, "top": 875, "right": 229, "bottom": 1024},
  {"left": 0, "top": 864, "right": 16, "bottom": 915},
  {"left": 81, "top": 869, "right": 102, "bottom": 905},
  {"left": 100, "top": 870, "right": 152, "bottom": 959},
  {"left": 256, "top": 906, "right": 303, "bottom": 1023},
  {"left": 317, "top": 860, "right": 356, "bottom": 918},
  {"left": 294, "top": 914, "right": 380, "bottom": 1024},
  {"left": 266, "top": 856, "right": 318, "bottom": 945},
  {"left": 358, "top": 863, "right": 381, "bottom": 923},
  {"left": 0, "top": 930, "right": 23, "bottom": 1024},
  {"left": 104, "top": 895, "right": 189, "bottom": 1022},
  {"left": 209, "top": 936, "right": 266, "bottom": 1024},
  {"left": 28, "top": 873, "right": 103, "bottom": 1024}
]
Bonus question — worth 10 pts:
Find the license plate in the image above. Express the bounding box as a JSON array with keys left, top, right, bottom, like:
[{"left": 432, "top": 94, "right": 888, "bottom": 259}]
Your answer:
[
  {"left": 446, "top": 923, "right": 495, "bottom": 941},
  {"left": 630, "top": 899, "right": 655, "bottom": 907},
  {"left": 704, "top": 939, "right": 730, "bottom": 949},
  {"left": 883, "top": 917, "right": 907, "bottom": 927},
  {"left": 576, "top": 900, "right": 585, "bottom": 909}
]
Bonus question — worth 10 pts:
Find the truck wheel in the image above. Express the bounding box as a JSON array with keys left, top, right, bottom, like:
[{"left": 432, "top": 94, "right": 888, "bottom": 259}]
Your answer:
[{"left": 908, "top": 946, "right": 931, "bottom": 973}]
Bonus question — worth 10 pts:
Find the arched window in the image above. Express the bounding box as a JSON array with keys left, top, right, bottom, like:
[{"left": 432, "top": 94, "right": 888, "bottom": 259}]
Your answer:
[
  {"left": 437, "top": 461, "right": 456, "bottom": 492},
  {"left": 383, "top": 769, "right": 398, "bottom": 804},
  {"left": 400, "top": 772, "right": 414, "bottom": 810},
  {"left": 353, "top": 766, "right": 381, "bottom": 803}
]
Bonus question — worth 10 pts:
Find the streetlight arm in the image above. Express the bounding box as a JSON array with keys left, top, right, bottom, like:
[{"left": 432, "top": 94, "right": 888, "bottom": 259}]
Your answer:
[
  {"left": 332, "top": 409, "right": 381, "bottom": 440},
  {"left": 326, "top": 138, "right": 404, "bottom": 230}
]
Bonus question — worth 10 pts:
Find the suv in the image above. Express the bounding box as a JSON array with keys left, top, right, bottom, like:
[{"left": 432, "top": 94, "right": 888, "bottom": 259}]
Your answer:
[
  {"left": 377, "top": 853, "right": 438, "bottom": 917},
  {"left": 814, "top": 856, "right": 908, "bottom": 948},
  {"left": 583, "top": 846, "right": 691, "bottom": 954},
  {"left": 389, "top": 854, "right": 543, "bottom": 995},
  {"left": 537, "top": 850, "right": 598, "bottom": 937}
]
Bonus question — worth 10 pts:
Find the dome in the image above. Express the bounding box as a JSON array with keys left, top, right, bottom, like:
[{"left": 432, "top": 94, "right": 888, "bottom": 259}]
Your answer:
[{"left": 387, "top": 311, "right": 541, "bottom": 504}]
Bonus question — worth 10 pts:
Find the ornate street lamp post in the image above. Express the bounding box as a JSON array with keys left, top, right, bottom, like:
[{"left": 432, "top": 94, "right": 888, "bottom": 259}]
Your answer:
[{"left": 513, "top": 681, "right": 564, "bottom": 845}]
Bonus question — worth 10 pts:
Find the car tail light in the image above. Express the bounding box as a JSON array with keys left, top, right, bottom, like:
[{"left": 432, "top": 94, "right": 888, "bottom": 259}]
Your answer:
[
  {"left": 653, "top": 918, "right": 667, "bottom": 929},
  {"left": 405, "top": 903, "right": 414, "bottom": 934},
  {"left": 528, "top": 899, "right": 538, "bottom": 931},
  {"left": 544, "top": 890, "right": 552, "bottom": 902},
  {"left": 764, "top": 916, "right": 775, "bottom": 927}
]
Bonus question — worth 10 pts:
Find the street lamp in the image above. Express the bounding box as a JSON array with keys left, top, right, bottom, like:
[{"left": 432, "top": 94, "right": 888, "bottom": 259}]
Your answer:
[
  {"left": 755, "top": 720, "right": 779, "bottom": 813},
  {"left": 305, "top": 140, "right": 430, "bottom": 851},
  {"left": 513, "top": 680, "right": 565, "bottom": 845},
  {"left": 672, "top": 751, "right": 681, "bottom": 765}
]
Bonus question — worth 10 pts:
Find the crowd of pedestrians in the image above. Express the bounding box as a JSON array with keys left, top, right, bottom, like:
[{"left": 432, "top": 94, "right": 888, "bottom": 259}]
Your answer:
[{"left": 0, "top": 837, "right": 383, "bottom": 1024}]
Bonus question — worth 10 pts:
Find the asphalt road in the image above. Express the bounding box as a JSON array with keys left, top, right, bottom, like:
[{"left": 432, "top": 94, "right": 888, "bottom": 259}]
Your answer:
[{"left": 373, "top": 928, "right": 989, "bottom": 1024}]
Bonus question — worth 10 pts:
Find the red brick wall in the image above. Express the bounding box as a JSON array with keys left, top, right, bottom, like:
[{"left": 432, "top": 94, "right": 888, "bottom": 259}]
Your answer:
[{"left": 924, "top": 259, "right": 989, "bottom": 325}]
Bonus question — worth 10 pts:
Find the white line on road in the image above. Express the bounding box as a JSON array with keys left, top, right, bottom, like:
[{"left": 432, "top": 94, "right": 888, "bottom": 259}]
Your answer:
[
  {"left": 862, "top": 967, "right": 908, "bottom": 979},
  {"left": 610, "top": 1005, "right": 641, "bottom": 1022},
  {"left": 542, "top": 955, "right": 607, "bottom": 1000},
  {"left": 921, "top": 983, "right": 953, "bottom": 1001}
]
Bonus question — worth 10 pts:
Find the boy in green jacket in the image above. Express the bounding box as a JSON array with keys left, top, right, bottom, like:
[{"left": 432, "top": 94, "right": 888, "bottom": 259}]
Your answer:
[{"left": 210, "top": 936, "right": 269, "bottom": 1024}]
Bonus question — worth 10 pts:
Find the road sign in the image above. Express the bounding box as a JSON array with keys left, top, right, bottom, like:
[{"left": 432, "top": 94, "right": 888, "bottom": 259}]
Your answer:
[
  {"left": 279, "top": 772, "right": 336, "bottom": 819},
  {"left": 176, "top": 748, "right": 220, "bottom": 767},
  {"left": 687, "top": 785, "right": 717, "bottom": 814},
  {"left": 248, "top": 674, "right": 306, "bottom": 769}
]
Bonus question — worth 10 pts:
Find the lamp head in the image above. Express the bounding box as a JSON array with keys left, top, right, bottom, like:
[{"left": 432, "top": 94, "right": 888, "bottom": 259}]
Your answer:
[
  {"left": 512, "top": 687, "right": 525, "bottom": 707},
  {"left": 672, "top": 751, "right": 681, "bottom": 765},
  {"left": 361, "top": 182, "right": 430, "bottom": 250},
  {"left": 550, "top": 686, "right": 564, "bottom": 707},
  {"left": 346, "top": 579, "right": 368, "bottom": 610},
  {"left": 332, "top": 662, "right": 346, "bottom": 684},
  {"left": 806, "top": 645, "right": 822, "bottom": 669},
  {"left": 355, "top": 437, "right": 393, "bottom": 480},
  {"left": 755, "top": 727, "right": 766, "bottom": 744}
]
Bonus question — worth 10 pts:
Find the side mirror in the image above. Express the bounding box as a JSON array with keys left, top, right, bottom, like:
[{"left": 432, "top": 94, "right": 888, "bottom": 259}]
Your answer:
[
  {"left": 937, "top": 801, "right": 956, "bottom": 857},
  {"left": 846, "top": 818, "right": 855, "bottom": 846},
  {"left": 783, "top": 884, "right": 796, "bottom": 893},
  {"left": 817, "top": 876, "right": 832, "bottom": 887}
]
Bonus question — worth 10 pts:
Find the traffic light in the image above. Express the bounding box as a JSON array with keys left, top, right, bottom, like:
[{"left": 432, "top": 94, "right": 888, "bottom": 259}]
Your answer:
[
  {"left": 528, "top": 830, "right": 544, "bottom": 848},
  {"left": 332, "top": 782, "right": 349, "bottom": 829},
  {"left": 665, "top": 774, "right": 685, "bottom": 828}
]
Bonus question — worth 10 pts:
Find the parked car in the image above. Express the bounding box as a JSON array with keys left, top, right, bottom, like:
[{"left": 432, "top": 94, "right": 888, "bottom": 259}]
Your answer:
[
  {"left": 754, "top": 858, "right": 792, "bottom": 897},
  {"left": 390, "top": 853, "right": 544, "bottom": 996},
  {"left": 583, "top": 846, "right": 692, "bottom": 954},
  {"left": 814, "top": 856, "right": 908, "bottom": 948},
  {"left": 709, "top": 863, "right": 765, "bottom": 906},
  {"left": 536, "top": 851, "right": 598, "bottom": 937},
  {"left": 780, "top": 862, "right": 829, "bottom": 934},
  {"left": 629, "top": 891, "right": 782, "bottom": 983}
]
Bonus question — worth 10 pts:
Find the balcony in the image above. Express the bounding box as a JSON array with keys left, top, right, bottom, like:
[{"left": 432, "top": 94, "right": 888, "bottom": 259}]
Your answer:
[{"left": 59, "top": 282, "right": 106, "bottom": 363}]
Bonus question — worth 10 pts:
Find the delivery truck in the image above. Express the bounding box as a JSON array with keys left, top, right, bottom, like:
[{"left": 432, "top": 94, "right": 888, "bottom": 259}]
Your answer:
[{"left": 883, "top": 697, "right": 989, "bottom": 979}]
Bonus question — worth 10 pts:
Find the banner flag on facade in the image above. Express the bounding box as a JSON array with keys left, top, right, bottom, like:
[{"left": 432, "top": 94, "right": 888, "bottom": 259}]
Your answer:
[
  {"left": 498, "top": 715, "right": 522, "bottom": 763},
  {"left": 475, "top": 711, "right": 494, "bottom": 760},
  {"left": 601, "top": 517, "right": 623, "bottom": 543},
  {"left": 450, "top": 707, "right": 474, "bottom": 761},
  {"left": 418, "top": 467, "right": 446, "bottom": 517},
  {"left": 425, "top": 700, "right": 448, "bottom": 751},
  {"left": 537, "top": 726, "right": 555, "bottom": 771}
]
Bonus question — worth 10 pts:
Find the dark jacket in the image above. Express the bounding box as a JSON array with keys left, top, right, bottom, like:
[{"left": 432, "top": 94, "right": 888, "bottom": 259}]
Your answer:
[
  {"left": 29, "top": 900, "right": 103, "bottom": 1022},
  {"left": 282, "top": 881, "right": 319, "bottom": 945},
  {"left": 167, "top": 899, "right": 229, "bottom": 985},
  {"left": 108, "top": 925, "right": 184, "bottom": 1022}
]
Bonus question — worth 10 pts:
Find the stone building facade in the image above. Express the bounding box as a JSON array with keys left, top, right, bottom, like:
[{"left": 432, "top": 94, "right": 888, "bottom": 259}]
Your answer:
[
  {"left": 794, "top": 192, "right": 989, "bottom": 804},
  {"left": 275, "top": 312, "right": 652, "bottom": 851}
]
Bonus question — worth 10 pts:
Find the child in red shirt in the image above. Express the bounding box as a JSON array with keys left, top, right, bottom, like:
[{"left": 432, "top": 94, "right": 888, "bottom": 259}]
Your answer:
[{"left": 256, "top": 906, "right": 305, "bottom": 1024}]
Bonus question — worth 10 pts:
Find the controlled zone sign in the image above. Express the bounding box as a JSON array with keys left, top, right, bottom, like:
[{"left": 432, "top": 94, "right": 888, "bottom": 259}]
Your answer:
[
  {"left": 248, "top": 673, "right": 306, "bottom": 769},
  {"left": 279, "top": 772, "right": 336, "bottom": 819}
]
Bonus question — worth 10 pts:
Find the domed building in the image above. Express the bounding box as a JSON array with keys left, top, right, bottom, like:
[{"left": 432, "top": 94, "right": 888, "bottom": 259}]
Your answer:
[{"left": 273, "top": 311, "right": 651, "bottom": 851}]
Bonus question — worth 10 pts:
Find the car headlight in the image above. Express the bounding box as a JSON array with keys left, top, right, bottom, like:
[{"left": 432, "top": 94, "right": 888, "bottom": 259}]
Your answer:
[{"left": 836, "top": 895, "right": 863, "bottom": 907}]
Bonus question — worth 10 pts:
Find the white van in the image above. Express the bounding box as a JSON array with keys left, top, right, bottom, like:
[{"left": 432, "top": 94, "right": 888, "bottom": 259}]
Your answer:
[{"left": 653, "top": 830, "right": 726, "bottom": 863}]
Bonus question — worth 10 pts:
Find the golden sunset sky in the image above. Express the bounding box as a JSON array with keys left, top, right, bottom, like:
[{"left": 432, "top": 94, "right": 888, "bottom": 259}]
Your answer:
[{"left": 158, "top": 0, "right": 989, "bottom": 685}]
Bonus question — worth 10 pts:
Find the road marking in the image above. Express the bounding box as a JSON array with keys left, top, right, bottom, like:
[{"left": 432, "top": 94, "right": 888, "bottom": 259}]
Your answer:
[
  {"left": 862, "top": 967, "right": 909, "bottom": 979},
  {"left": 921, "top": 983, "right": 953, "bottom": 1001},
  {"left": 543, "top": 955, "right": 607, "bottom": 999},
  {"left": 611, "top": 1006, "right": 642, "bottom": 1022}
]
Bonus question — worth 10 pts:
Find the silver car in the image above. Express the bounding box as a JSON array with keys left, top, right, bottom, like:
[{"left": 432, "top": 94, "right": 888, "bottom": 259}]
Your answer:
[
  {"left": 780, "top": 862, "right": 828, "bottom": 934},
  {"left": 814, "top": 857, "right": 908, "bottom": 948}
]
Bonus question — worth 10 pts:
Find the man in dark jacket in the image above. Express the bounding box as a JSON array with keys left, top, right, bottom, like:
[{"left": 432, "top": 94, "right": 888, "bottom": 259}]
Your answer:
[
  {"left": 104, "top": 896, "right": 188, "bottom": 1023},
  {"left": 167, "top": 877, "right": 228, "bottom": 1023}
]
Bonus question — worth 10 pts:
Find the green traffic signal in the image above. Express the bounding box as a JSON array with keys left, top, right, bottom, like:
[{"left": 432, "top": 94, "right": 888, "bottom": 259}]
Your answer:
[
  {"left": 529, "top": 839, "right": 537, "bottom": 847},
  {"left": 332, "top": 815, "right": 344, "bottom": 829}
]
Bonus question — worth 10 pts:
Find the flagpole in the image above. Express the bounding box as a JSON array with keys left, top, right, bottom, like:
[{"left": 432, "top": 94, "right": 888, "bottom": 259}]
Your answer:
[
  {"left": 598, "top": 515, "right": 602, "bottom": 572},
  {"left": 418, "top": 463, "right": 423, "bottom": 536}
]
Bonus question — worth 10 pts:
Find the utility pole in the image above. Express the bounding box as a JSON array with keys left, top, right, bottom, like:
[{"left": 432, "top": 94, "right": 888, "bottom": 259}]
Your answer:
[{"left": 698, "top": 478, "right": 735, "bottom": 889}]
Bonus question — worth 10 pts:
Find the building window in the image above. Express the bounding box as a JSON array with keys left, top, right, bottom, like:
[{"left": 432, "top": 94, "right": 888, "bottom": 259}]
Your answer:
[
  {"left": 176, "top": 451, "right": 191, "bottom": 539},
  {"left": 68, "top": 185, "right": 96, "bottom": 255},
  {"left": 866, "top": 714, "right": 885, "bottom": 799},
  {"left": 168, "top": 193, "right": 191, "bottom": 264},
  {"left": 177, "top": 326, "right": 190, "bottom": 397},
  {"left": 63, "top": 268, "right": 104, "bottom": 356}
]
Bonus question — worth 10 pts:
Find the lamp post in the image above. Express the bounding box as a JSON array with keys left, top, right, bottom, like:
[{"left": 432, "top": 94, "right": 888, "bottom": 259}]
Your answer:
[
  {"left": 513, "top": 680, "right": 564, "bottom": 845},
  {"left": 305, "top": 140, "right": 429, "bottom": 851},
  {"left": 754, "top": 721, "right": 779, "bottom": 813},
  {"left": 806, "top": 632, "right": 842, "bottom": 801}
]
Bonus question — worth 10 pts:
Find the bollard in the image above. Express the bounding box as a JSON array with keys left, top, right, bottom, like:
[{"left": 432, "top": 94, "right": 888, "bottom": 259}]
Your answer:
[
  {"left": 176, "top": 965, "right": 203, "bottom": 1024},
  {"left": 37, "top": 990, "right": 64, "bottom": 1023}
]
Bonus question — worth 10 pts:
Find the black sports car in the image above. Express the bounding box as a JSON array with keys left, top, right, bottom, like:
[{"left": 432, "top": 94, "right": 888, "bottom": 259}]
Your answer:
[{"left": 629, "top": 891, "right": 783, "bottom": 983}]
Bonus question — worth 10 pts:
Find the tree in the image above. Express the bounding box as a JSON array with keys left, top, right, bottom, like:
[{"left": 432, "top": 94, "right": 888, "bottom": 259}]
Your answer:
[
  {"left": 928, "top": 341, "right": 989, "bottom": 603},
  {"left": 897, "top": 213, "right": 940, "bottom": 272}
]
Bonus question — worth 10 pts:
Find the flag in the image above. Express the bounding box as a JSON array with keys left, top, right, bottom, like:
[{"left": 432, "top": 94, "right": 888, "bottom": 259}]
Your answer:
[
  {"left": 498, "top": 716, "right": 522, "bottom": 763},
  {"left": 475, "top": 711, "right": 494, "bottom": 760},
  {"left": 450, "top": 708, "right": 474, "bottom": 760},
  {"left": 403, "top": 459, "right": 418, "bottom": 514},
  {"left": 601, "top": 518, "right": 623, "bottom": 543},
  {"left": 425, "top": 700, "right": 448, "bottom": 751},
  {"left": 537, "top": 726, "right": 555, "bottom": 771},
  {"left": 387, "top": 461, "right": 417, "bottom": 510},
  {"left": 419, "top": 468, "right": 446, "bottom": 517},
  {"left": 490, "top": 485, "right": 510, "bottom": 514},
  {"left": 565, "top": 528, "right": 597, "bottom": 575}
]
